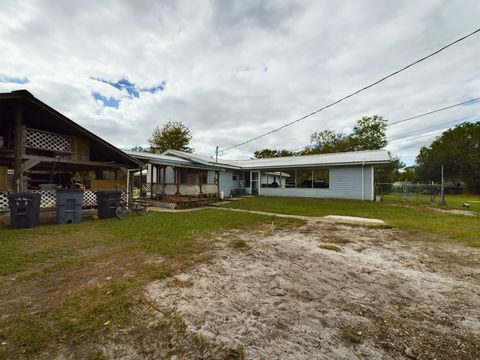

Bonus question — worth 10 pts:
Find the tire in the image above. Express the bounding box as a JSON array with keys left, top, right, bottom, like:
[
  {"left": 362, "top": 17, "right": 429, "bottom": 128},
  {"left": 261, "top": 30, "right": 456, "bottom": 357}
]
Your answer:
[
  {"left": 136, "top": 205, "right": 147, "bottom": 215},
  {"left": 116, "top": 206, "right": 128, "bottom": 220}
]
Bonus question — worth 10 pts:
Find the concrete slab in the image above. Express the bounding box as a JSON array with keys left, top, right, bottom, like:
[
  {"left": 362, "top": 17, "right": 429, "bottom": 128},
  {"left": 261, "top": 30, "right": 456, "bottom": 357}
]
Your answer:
[{"left": 322, "top": 215, "right": 386, "bottom": 226}]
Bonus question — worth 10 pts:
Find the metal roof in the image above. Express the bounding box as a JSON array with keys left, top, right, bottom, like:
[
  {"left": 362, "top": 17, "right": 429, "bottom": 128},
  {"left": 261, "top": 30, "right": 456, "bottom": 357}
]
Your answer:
[
  {"left": 133, "top": 149, "right": 391, "bottom": 170},
  {"left": 125, "top": 150, "right": 226, "bottom": 170},
  {"left": 231, "top": 150, "right": 391, "bottom": 169}
]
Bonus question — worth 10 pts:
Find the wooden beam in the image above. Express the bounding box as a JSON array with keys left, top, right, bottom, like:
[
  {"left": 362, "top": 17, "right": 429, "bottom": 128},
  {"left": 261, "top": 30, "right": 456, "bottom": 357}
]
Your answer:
[
  {"left": 13, "top": 106, "right": 24, "bottom": 192},
  {"left": 199, "top": 169, "right": 203, "bottom": 196},
  {"left": 11, "top": 154, "right": 131, "bottom": 169},
  {"left": 21, "top": 159, "right": 41, "bottom": 172}
]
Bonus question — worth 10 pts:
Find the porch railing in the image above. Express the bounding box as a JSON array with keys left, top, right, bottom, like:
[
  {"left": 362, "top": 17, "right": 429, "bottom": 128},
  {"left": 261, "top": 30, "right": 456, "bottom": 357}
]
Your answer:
[
  {"left": 143, "top": 183, "right": 218, "bottom": 197},
  {"left": 25, "top": 127, "right": 72, "bottom": 153}
]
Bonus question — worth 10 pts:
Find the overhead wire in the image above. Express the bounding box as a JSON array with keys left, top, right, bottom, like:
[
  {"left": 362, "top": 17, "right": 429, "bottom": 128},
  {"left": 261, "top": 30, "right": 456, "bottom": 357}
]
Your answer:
[{"left": 220, "top": 27, "right": 480, "bottom": 153}]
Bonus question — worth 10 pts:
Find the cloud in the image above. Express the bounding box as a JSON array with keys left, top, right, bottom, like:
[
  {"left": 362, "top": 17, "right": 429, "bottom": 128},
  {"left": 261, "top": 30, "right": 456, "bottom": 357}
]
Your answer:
[
  {"left": 0, "top": 0, "right": 479, "bottom": 166},
  {"left": 0, "top": 75, "right": 29, "bottom": 84},
  {"left": 89, "top": 78, "right": 165, "bottom": 108}
]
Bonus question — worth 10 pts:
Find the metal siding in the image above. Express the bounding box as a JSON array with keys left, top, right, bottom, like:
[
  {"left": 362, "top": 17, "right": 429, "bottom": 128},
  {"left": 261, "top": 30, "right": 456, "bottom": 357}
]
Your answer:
[
  {"left": 260, "top": 165, "right": 374, "bottom": 200},
  {"left": 220, "top": 171, "right": 238, "bottom": 196}
]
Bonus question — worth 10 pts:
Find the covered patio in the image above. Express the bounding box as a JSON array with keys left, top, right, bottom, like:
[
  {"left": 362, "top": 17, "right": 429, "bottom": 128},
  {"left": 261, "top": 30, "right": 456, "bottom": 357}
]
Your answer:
[
  {"left": 127, "top": 151, "right": 221, "bottom": 209},
  {"left": 0, "top": 90, "right": 141, "bottom": 213}
]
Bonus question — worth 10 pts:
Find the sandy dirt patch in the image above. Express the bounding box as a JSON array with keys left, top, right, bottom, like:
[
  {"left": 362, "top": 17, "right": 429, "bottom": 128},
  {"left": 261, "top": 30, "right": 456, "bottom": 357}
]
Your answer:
[{"left": 147, "top": 220, "right": 480, "bottom": 359}]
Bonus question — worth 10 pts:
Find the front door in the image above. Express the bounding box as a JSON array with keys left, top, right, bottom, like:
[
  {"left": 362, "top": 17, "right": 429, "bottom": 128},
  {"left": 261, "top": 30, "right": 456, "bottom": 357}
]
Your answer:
[{"left": 251, "top": 171, "right": 260, "bottom": 195}]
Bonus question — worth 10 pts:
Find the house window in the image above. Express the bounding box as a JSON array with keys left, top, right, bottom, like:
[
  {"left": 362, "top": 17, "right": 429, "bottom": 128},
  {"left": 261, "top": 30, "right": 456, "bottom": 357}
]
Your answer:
[
  {"left": 296, "top": 169, "right": 313, "bottom": 188},
  {"left": 232, "top": 174, "right": 238, "bottom": 181},
  {"left": 313, "top": 168, "right": 329, "bottom": 188}
]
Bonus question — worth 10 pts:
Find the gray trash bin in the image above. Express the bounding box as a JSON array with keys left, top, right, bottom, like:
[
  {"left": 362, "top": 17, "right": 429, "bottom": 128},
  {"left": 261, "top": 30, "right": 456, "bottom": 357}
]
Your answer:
[
  {"left": 56, "top": 190, "right": 84, "bottom": 224},
  {"left": 96, "top": 190, "right": 122, "bottom": 219},
  {"left": 7, "top": 193, "right": 41, "bottom": 228}
]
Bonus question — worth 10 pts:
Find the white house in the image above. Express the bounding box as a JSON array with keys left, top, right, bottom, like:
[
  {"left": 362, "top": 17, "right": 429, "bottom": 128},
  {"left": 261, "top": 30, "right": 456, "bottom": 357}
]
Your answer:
[{"left": 126, "top": 149, "right": 391, "bottom": 203}]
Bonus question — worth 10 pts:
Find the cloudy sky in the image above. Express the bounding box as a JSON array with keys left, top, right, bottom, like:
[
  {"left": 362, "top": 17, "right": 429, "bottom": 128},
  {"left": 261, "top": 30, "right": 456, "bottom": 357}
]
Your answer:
[{"left": 1, "top": 0, "right": 479, "bottom": 165}]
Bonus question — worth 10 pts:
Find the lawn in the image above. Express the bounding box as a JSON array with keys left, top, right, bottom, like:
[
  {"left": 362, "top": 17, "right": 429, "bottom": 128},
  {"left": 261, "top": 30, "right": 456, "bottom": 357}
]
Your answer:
[
  {"left": 381, "top": 193, "right": 480, "bottom": 212},
  {"left": 222, "top": 196, "right": 480, "bottom": 247},
  {"left": 0, "top": 209, "right": 302, "bottom": 359}
]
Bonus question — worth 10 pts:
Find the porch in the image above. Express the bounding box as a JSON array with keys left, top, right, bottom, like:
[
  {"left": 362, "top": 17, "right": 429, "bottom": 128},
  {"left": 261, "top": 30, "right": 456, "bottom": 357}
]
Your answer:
[{"left": 127, "top": 151, "right": 221, "bottom": 209}]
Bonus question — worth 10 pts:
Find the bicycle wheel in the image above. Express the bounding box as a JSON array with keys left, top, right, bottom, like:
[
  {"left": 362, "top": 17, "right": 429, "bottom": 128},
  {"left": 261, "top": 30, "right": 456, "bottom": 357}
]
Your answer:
[
  {"left": 115, "top": 206, "right": 128, "bottom": 220},
  {"left": 136, "top": 204, "right": 147, "bottom": 215}
]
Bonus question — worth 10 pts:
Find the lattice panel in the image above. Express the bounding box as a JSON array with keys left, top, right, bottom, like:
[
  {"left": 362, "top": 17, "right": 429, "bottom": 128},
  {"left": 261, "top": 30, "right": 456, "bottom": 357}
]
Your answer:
[
  {"left": 164, "top": 184, "right": 177, "bottom": 195},
  {"left": 83, "top": 190, "right": 97, "bottom": 207},
  {"left": 0, "top": 192, "right": 8, "bottom": 212},
  {"left": 151, "top": 201, "right": 177, "bottom": 209},
  {"left": 179, "top": 185, "right": 200, "bottom": 196},
  {"left": 25, "top": 128, "right": 72, "bottom": 153},
  {"left": 0, "top": 190, "right": 127, "bottom": 212},
  {"left": 151, "top": 184, "right": 164, "bottom": 197},
  {"left": 35, "top": 191, "right": 56, "bottom": 208},
  {"left": 203, "top": 184, "right": 218, "bottom": 195},
  {"left": 142, "top": 184, "right": 152, "bottom": 192}
]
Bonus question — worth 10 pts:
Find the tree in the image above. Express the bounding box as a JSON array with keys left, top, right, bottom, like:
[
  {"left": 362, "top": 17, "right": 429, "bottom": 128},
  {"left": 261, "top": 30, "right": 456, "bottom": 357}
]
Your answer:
[
  {"left": 350, "top": 115, "right": 387, "bottom": 151},
  {"left": 253, "top": 149, "right": 296, "bottom": 158},
  {"left": 306, "top": 115, "right": 387, "bottom": 154},
  {"left": 130, "top": 145, "right": 148, "bottom": 152},
  {"left": 305, "top": 130, "right": 351, "bottom": 154},
  {"left": 398, "top": 166, "right": 416, "bottom": 182},
  {"left": 415, "top": 122, "right": 480, "bottom": 193},
  {"left": 376, "top": 154, "right": 405, "bottom": 183},
  {"left": 148, "top": 121, "right": 192, "bottom": 153}
]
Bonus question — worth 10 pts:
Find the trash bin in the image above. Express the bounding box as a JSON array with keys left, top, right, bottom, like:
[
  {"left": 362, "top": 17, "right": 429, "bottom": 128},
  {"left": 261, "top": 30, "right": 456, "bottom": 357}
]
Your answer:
[
  {"left": 56, "top": 190, "right": 84, "bottom": 224},
  {"left": 96, "top": 190, "right": 122, "bottom": 219},
  {"left": 7, "top": 193, "right": 41, "bottom": 229}
]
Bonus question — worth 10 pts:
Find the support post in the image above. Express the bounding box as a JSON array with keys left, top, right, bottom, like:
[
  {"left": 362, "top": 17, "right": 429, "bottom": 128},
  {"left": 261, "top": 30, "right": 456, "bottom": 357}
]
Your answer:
[
  {"left": 199, "top": 170, "right": 204, "bottom": 197},
  {"left": 162, "top": 167, "right": 166, "bottom": 197},
  {"left": 139, "top": 166, "right": 143, "bottom": 198},
  {"left": 175, "top": 167, "right": 180, "bottom": 196},
  {"left": 150, "top": 164, "right": 154, "bottom": 199},
  {"left": 441, "top": 164, "right": 446, "bottom": 206},
  {"left": 13, "top": 106, "right": 24, "bottom": 193}
]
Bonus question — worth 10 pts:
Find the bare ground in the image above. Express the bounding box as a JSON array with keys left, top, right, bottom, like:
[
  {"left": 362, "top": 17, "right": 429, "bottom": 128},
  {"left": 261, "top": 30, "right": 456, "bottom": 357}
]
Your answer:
[{"left": 147, "top": 220, "right": 480, "bottom": 360}]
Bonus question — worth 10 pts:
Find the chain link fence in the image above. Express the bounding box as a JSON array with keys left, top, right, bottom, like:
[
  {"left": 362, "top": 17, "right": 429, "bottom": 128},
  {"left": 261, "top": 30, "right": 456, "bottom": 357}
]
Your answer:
[{"left": 376, "top": 182, "right": 444, "bottom": 204}]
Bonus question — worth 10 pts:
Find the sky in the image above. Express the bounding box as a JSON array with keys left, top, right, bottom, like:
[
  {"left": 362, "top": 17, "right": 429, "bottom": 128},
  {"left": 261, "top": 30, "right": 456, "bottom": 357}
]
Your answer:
[{"left": 1, "top": 0, "right": 479, "bottom": 165}]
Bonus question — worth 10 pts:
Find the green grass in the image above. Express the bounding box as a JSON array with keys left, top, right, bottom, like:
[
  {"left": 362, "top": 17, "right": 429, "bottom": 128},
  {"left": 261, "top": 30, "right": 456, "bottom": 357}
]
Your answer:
[
  {"left": 382, "top": 193, "right": 480, "bottom": 212},
  {"left": 0, "top": 209, "right": 303, "bottom": 358},
  {"left": 223, "top": 196, "right": 480, "bottom": 247},
  {"left": 443, "top": 194, "right": 480, "bottom": 212}
]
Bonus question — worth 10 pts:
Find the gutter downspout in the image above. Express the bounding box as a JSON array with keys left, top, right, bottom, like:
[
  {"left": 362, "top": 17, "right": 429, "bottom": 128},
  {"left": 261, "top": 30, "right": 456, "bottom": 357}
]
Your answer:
[{"left": 361, "top": 160, "right": 365, "bottom": 201}]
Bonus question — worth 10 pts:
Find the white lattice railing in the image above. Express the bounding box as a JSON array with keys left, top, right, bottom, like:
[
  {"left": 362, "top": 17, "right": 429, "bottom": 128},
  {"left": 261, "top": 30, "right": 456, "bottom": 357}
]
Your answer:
[
  {"left": 142, "top": 183, "right": 218, "bottom": 197},
  {"left": 0, "top": 190, "right": 127, "bottom": 212},
  {"left": 25, "top": 128, "right": 72, "bottom": 153},
  {"left": 203, "top": 184, "right": 218, "bottom": 195}
]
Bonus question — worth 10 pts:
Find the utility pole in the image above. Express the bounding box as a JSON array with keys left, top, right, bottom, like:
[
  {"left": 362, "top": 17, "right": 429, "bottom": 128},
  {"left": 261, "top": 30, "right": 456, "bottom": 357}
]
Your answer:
[
  {"left": 215, "top": 146, "right": 219, "bottom": 163},
  {"left": 440, "top": 164, "right": 446, "bottom": 206}
]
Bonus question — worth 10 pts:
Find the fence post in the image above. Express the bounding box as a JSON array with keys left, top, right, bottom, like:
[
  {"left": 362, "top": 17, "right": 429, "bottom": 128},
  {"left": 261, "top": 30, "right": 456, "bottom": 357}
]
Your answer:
[{"left": 441, "top": 164, "right": 446, "bottom": 206}]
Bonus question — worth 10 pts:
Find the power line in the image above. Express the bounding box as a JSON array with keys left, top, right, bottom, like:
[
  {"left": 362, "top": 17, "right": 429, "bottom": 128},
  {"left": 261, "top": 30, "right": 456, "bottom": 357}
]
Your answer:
[
  {"left": 221, "top": 27, "right": 480, "bottom": 153},
  {"left": 390, "top": 130, "right": 444, "bottom": 143},
  {"left": 387, "top": 97, "right": 480, "bottom": 127},
  {"left": 389, "top": 117, "right": 477, "bottom": 143}
]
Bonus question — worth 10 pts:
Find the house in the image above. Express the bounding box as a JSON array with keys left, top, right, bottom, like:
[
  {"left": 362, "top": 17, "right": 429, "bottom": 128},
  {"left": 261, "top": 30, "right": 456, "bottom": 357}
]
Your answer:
[
  {"left": 0, "top": 90, "right": 141, "bottom": 211},
  {"left": 127, "top": 148, "right": 391, "bottom": 205}
]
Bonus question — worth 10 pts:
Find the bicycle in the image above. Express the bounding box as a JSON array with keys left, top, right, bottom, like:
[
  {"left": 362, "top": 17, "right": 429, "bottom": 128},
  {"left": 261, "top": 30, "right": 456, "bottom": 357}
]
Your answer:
[{"left": 115, "top": 199, "right": 147, "bottom": 220}]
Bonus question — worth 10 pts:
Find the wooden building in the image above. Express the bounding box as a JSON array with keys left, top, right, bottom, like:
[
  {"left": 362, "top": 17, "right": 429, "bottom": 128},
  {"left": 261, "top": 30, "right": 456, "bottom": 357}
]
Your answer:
[{"left": 0, "top": 90, "right": 141, "bottom": 211}]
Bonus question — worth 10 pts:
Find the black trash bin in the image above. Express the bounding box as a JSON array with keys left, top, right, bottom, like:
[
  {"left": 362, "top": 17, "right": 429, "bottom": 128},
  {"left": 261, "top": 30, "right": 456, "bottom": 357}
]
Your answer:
[
  {"left": 96, "top": 190, "right": 122, "bottom": 219},
  {"left": 56, "top": 190, "right": 84, "bottom": 224},
  {"left": 7, "top": 193, "right": 41, "bottom": 229}
]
